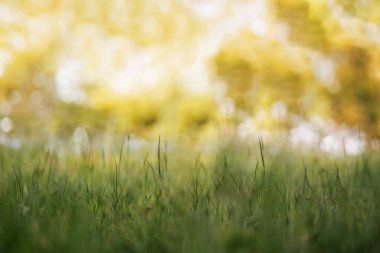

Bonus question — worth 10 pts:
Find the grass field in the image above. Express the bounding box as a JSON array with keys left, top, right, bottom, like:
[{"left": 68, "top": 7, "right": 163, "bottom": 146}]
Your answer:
[{"left": 1, "top": 137, "right": 380, "bottom": 253}]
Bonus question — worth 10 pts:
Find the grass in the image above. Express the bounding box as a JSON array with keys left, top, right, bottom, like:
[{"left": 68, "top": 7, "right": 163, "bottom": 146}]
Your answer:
[{"left": 0, "top": 137, "right": 380, "bottom": 253}]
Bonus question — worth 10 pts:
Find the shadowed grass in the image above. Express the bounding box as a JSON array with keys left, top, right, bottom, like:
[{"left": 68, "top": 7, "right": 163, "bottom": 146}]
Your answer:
[{"left": 0, "top": 140, "right": 380, "bottom": 253}]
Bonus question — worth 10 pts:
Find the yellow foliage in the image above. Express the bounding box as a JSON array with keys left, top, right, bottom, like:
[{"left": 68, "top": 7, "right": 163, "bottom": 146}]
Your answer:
[
  {"left": 1, "top": 0, "right": 380, "bottom": 138},
  {"left": 178, "top": 95, "right": 216, "bottom": 132},
  {"left": 116, "top": 97, "right": 162, "bottom": 138}
]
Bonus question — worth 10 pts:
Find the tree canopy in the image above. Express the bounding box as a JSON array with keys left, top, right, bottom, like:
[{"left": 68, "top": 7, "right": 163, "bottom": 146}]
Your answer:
[{"left": 0, "top": 0, "right": 379, "bottom": 142}]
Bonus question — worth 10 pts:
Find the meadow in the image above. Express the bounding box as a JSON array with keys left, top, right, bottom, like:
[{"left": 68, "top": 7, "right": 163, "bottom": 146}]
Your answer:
[
  {"left": 1, "top": 136, "right": 379, "bottom": 253},
  {"left": 1, "top": 1, "right": 380, "bottom": 252}
]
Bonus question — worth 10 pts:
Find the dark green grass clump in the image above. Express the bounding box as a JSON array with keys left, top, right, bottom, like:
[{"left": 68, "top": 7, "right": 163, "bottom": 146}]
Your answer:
[{"left": 1, "top": 140, "right": 380, "bottom": 253}]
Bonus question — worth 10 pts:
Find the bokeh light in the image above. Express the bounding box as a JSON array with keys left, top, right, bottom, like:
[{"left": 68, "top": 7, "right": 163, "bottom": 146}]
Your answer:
[{"left": 0, "top": 0, "right": 379, "bottom": 153}]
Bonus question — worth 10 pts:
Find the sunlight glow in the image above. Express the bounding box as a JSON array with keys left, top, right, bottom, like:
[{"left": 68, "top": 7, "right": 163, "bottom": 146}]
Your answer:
[
  {"left": 0, "top": 0, "right": 379, "bottom": 150},
  {"left": 290, "top": 122, "right": 319, "bottom": 147},
  {"left": 271, "top": 101, "right": 287, "bottom": 120},
  {"left": 181, "top": 0, "right": 226, "bottom": 19},
  {"left": 311, "top": 55, "right": 337, "bottom": 88},
  {"left": 55, "top": 59, "right": 86, "bottom": 103},
  {"left": 0, "top": 117, "right": 13, "bottom": 133}
]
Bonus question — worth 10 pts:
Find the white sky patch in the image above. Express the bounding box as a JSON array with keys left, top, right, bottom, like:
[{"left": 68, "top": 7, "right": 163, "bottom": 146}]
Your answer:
[
  {"left": 9, "top": 32, "right": 26, "bottom": 50},
  {"left": 72, "top": 127, "right": 89, "bottom": 154},
  {"left": 271, "top": 101, "right": 287, "bottom": 120},
  {"left": 238, "top": 117, "right": 255, "bottom": 139},
  {"left": 128, "top": 136, "right": 149, "bottom": 152},
  {"left": 178, "top": 33, "right": 224, "bottom": 93},
  {"left": 181, "top": 60, "right": 210, "bottom": 93},
  {"left": 311, "top": 55, "right": 337, "bottom": 87},
  {"left": 141, "top": 67, "right": 160, "bottom": 86},
  {"left": 218, "top": 0, "right": 270, "bottom": 37},
  {"left": 24, "top": 15, "right": 55, "bottom": 50},
  {"left": 110, "top": 49, "right": 161, "bottom": 94},
  {"left": 0, "top": 4, "right": 22, "bottom": 24},
  {"left": 55, "top": 59, "right": 86, "bottom": 103},
  {"left": 181, "top": 0, "right": 226, "bottom": 19},
  {"left": 0, "top": 4, "right": 14, "bottom": 23},
  {"left": 320, "top": 134, "right": 342, "bottom": 154},
  {"left": 0, "top": 117, "right": 13, "bottom": 133},
  {"left": 290, "top": 122, "right": 319, "bottom": 147},
  {"left": 110, "top": 69, "right": 134, "bottom": 94},
  {"left": 344, "top": 136, "right": 365, "bottom": 155},
  {"left": 250, "top": 20, "right": 268, "bottom": 36},
  {"left": 248, "top": 0, "right": 269, "bottom": 36}
]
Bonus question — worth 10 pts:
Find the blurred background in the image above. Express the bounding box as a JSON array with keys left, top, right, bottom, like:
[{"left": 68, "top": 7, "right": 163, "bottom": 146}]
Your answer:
[{"left": 0, "top": 0, "right": 380, "bottom": 154}]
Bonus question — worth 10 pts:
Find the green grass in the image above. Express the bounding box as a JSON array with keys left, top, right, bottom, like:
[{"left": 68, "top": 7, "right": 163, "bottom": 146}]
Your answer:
[{"left": 1, "top": 138, "right": 380, "bottom": 253}]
